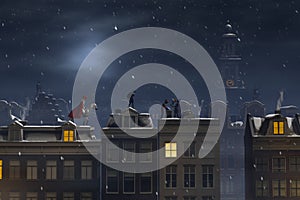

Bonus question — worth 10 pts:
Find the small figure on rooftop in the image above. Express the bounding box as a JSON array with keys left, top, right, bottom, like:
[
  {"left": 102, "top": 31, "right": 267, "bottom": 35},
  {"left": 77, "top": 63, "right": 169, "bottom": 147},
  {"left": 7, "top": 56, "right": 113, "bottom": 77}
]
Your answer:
[
  {"left": 128, "top": 91, "right": 136, "bottom": 108},
  {"left": 171, "top": 98, "right": 181, "bottom": 118},
  {"left": 162, "top": 99, "right": 171, "bottom": 118}
]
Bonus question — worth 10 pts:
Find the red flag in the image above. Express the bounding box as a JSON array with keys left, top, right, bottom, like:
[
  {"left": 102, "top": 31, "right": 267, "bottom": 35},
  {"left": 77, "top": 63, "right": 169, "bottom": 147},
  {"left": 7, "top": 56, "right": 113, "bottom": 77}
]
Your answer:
[{"left": 68, "top": 96, "right": 87, "bottom": 119}]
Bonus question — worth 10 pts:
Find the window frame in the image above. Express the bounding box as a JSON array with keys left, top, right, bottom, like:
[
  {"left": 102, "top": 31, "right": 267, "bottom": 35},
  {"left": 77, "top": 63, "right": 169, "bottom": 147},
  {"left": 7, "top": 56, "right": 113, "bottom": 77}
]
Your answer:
[
  {"left": 273, "top": 121, "right": 284, "bottom": 135},
  {"left": 202, "top": 165, "right": 214, "bottom": 188},
  {"left": 26, "top": 160, "right": 38, "bottom": 180},
  {"left": 106, "top": 168, "right": 119, "bottom": 194},
  {"left": 183, "top": 165, "right": 196, "bottom": 188},
  {"left": 81, "top": 160, "right": 92, "bottom": 180},
  {"left": 63, "top": 160, "right": 75, "bottom": 180},
  {"left": 165, "top": 165, "right": 177, "bottom": 188},
  {"left": 140, "top": 172, "right": 152, "bottom": 194},
  {"left": 9, "top": 160, "right": 20, "bottom": 179},
  {"left": 46, "top": 160, "right": 57, "bottom": 180},
  {"left": 123, "top": 172, "right": 135, "bottom": 194},
  {"left": 165, "top": 142, "right": 177, "bottom": 158},
  {"left": 272, "top": 157, "right": 286, "bottom": 172},
  {"left": 63, "top": 130, "right": 74, "bottom": 142},
  {"left": 272, "top": 179, "right": 286, "bottom": 197}
]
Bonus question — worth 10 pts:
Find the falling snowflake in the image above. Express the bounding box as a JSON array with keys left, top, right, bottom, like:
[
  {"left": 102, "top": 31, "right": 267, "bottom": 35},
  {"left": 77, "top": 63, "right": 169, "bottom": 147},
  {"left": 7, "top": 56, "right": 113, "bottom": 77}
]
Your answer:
[
  {"left": 114, "top": 25, "right": 118, "bottom": 31},
  {"left": 46, "top": 46, "right": 50, "bottom": 51}
]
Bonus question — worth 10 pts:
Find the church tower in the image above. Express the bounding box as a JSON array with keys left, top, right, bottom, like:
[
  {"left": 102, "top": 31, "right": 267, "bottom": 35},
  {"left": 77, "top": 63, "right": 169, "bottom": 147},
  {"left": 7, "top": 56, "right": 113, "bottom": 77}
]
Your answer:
[{"left": 219, "top": 23, "right": 246, "bottom": 118}]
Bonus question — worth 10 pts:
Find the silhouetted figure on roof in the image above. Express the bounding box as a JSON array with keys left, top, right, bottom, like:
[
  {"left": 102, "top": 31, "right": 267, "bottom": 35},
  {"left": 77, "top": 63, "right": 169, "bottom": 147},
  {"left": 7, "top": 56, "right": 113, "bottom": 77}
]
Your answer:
[
  {"left": 162, "top": 99, "right": 171, "bottom": 118},
  {"left": 128, "top": 91, "right": 135, "bottom": 108},
  {"left": 171, "top": 98, "right": 181, "bottom": 118}
]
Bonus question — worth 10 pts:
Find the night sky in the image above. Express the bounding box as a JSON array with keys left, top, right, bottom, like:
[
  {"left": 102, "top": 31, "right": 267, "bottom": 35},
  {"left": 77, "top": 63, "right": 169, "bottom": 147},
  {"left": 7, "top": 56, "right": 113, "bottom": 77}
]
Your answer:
[{"left": 1, "top": 0, "right": 300, "bottom": 116}]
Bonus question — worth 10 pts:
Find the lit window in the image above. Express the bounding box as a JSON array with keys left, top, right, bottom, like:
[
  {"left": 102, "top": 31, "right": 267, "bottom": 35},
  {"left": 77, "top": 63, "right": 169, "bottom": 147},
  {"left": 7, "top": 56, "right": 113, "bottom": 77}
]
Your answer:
[
  {"left": 273, "top": 122, "right": 284, "bottom": 135},
  {"left": 63, "top": 130, "right": 74, "bottom": 142},
  {"left": 165, "top": 142, "right": 177, "bottom": 158},
  {"left": 0, "top": 160, "right": 2, "bottom": 180}
]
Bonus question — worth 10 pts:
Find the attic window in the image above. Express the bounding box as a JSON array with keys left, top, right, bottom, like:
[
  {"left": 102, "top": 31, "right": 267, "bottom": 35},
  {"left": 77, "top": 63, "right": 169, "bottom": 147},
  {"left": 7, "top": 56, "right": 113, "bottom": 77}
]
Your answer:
[
  {"left": 273, "top": 122, "right": 284, "bottom": 135},
  {"left": 63, "top": 130, "right": 74, "bottom": 142}
]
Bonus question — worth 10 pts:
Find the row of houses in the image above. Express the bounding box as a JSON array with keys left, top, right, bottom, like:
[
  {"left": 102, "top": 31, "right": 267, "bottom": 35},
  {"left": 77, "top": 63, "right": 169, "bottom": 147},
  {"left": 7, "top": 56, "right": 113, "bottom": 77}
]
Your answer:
[{"left": 0, "top": 107, "right": 220, "bottom": 200}]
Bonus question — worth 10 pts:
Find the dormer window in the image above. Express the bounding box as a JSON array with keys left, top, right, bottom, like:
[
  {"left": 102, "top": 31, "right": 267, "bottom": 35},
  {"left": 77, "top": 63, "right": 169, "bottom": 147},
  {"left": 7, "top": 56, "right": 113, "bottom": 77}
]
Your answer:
[
  {"left": 273, "top": 122, "right": 284, "bottom": 135},
  {"left": 63, "top": 130, "right": 74, "bottom": 142}
]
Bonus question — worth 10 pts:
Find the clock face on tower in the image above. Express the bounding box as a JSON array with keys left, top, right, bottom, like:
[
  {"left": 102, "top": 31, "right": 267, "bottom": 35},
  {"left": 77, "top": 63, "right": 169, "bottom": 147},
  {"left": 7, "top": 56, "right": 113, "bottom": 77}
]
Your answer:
[{"left": 226, "top": 79, "right": 235, "bottom": 87}]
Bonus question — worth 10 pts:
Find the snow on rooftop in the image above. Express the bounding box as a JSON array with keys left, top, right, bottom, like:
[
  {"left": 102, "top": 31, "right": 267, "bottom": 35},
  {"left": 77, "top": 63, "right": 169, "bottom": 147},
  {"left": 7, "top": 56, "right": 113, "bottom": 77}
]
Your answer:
[{"left": 253, "top": 117, "right": 262, "bottom": 131}]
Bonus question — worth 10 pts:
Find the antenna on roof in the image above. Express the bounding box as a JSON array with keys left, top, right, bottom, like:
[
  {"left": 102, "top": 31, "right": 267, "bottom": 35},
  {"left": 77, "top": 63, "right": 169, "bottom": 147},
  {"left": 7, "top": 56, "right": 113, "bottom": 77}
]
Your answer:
[
  {"left": 36, "top": 82, "right": 41, "bottom": 97},
  {"left": 275, "top": 90, "right": 284, "bottom": 113}
]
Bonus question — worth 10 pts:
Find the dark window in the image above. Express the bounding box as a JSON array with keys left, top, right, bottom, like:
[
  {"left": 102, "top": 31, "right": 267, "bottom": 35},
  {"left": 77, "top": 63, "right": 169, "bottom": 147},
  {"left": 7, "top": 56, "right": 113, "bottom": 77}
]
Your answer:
[
  {"left": 9, "top": 161, "right": 20, "bottom": 179},
  {"left": 80, "top": 192, "right": 92, "bottom": 200},
  {"left": 184, "top": 196, "right": 196, "bottom": 200},
  {"left": 272, "top": 157, "right": 286, "bottom": 172},
  {"left": 139, "top": 142, "right": 152, "bottom": 162},
  {"left": 63, "top": 161, "right": 75, "bottom": 180},
  {"left": 202, "top": 165, "right": 213, "bottom": 188},
  {"left": 184, "top": 142, "right": 196, "bottom": 158},
  {"left": 45, "top": 192, "right": 56, "bottom": 200},
  {"left": 26, "top": 192, "right": 38, "bottom": 200},
  {"left": 26, "top": 161, "right": 37, "bottom": 180},
  {"left": 81, "top": 161, "right": 92, "bottom": 180},
  {"left": 166, "top": 165, "right": 177, "bottom": 188},
  {"left": 202, "top": 196, "right": 213, "bottom": 200},
  {"left": 46, "top": 161, "right": 57, "bottom": 180},
  {"left": 63, "top": 192, "right": 74, "bottom": 200},
  {"left": 140, "top": 172, "right": 152, "bottom": 193},
  {"left": 291, "top": 180, "right": 300, "bottom": 197},
  {"left": 256, "top": 179, "right": 268, "bottom": 197},
  {"left": 290, "top": 157, "right": 300, "bottom": 171},
  {"left": 107, "top": 143, "right": 119, "bottom": 163},
  {"left": 272, "top": 179, "right": 286, "bottom": 197},
  {"left": 184, "top": 165, "right": 195, "bottom": 188},
  {"left": 9, "top": 192, "right": 20, "bottom": 200},
  {"left": 165, "top": 197, "right": 177, "bottom": 200},
  {"left": 123, "top": 142, "right": 135, "bottom": 163},
  {"left": 123, "top": 173, "right": 135, "bottom": 193},
  {"left": 106, "top": 168, "right": 118, "bottom": 193},
  {"left": 255, "top": 157, "right": 268, "bottom": 171},
  {"left": 228, "top": 155, "right": 235, "bottom": 169}
]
